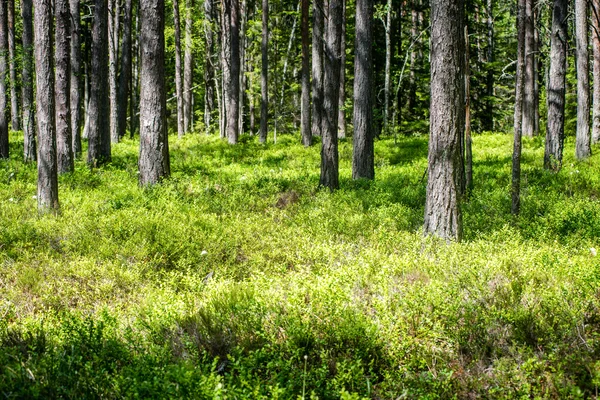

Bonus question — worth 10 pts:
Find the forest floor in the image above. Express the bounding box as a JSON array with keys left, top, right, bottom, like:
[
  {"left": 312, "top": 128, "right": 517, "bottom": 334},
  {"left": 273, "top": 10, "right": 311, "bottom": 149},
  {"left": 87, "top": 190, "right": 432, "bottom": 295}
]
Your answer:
[{"left": 1, "top": 130, "right": 600, "bottom": 398}]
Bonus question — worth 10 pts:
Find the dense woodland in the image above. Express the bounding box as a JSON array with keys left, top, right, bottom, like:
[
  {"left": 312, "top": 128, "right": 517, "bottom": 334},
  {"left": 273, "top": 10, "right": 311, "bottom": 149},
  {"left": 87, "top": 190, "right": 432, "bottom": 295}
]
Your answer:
[{"left": 2, "top": 0, "right": 600, "bottom": 396}]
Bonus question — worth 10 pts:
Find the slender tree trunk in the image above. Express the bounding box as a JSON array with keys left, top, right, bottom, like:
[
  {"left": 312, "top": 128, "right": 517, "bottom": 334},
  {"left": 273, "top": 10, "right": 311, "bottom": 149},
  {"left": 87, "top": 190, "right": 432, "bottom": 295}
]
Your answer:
[
  {"left": 204, "top": 0, "right": 215, "bottom": 134},
  {"left": 70, "top": 0, "right": 82, "bottom": 157},
  {"left": 87, "top": 0, "right": 111, "bottom": 165},
  {"left": 183, "top": 0, "right": 194, "bottom": 132},
  {"left": 592, "top": 0, "right": 600, "bottom": 144},
  {"left": 117, "top": 0, "right": 132, "bottom": 139},
  {"left": 521, "top": 0, "right": 535, "bottom": 137},
  {"left": 383, "top": 0, "right": 391, "bottom": 134},
  {"left": 0, "top": 0, "right": 8, "bottom": 158},
  {"left": 56, "top": 0, "right": 73, "bottom": 173},
  {"left": 301, "top": 0, "right": 311, "bottom": 146},
  {"left": 408, "top": 0, "right": 418, "bottom": 113},
  {"left": 575, "top": 0, "right": 591, "bottom": 159},
  {"left": 238, "top": 0, "right": 246, "bottom": 136},
  {"left": 319, "top": 0, "right": 343, "bottom": 190},
  {"left": 130, "top": 4, "right": 139, "bottom": 138},
  {"left": 465, "top": 25, "right": 472, "bottom": 196},
  {"left": 259, "top": 0, "right": 268, "bottom": 143},
  {"left": 338, "top": 0, "right": 346, "bottom": 139},
  {"left": 173, "top": 0, "right": 185, "bottom": 138},
  {"left": 222, "top": 0, "right": 240, "bottom": 144},
  {"left": 139, "top": 0, "right": 170, "bottom": 184},
  {"left": 533, "top": 8, "right": 539, "bottom": 135},
  {"left": 423, "top": 0, "right": 465, "bottom": 241},
  {"left": 83, "top": 15, "right": 91, "bottom": 140},
  {"left": 7, "top": 0, "right": 18, "bottom": 131},
  {"left": 544, "top": 0, "right": 567, "bottom": 172},
  {"left": 34, "top": 0, "right": 59, "bottom": 211},
  {"left": 108, "top": 0, "right": 119, "bottom": 143},
  {"left": 352, "top": 0, "right": 374, "bottom": 180},
  {"left": 21, "top": 0, "right": 36, "bottom": 162},
  {"left": 312, "top": 0, "right": 324, "bottom": 138},
  {"left": 483, "top": 0, "right": 494, "bottom": 131},
  {"left": 512, "top": 0, "right": 526, "bottom": 215}
]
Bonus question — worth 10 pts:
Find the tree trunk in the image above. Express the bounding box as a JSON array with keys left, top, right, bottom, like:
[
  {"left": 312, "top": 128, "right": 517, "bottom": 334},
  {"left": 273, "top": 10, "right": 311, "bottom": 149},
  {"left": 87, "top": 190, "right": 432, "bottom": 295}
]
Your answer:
[
  {"left": 203, "top": 0, "right": 215, "bottom": 134},
  {"left": 408, "top": 0, "right": 418, "bottom": 113},
  {"left": 87, "top": 0, "right": 111, "bottom": 165},
  {"left": 592, "top": 0, "right": 600, "bottom": 144},
  {"left": 512, "top": 0, "right": 526, "bottom": 215},
  {"left": 108, "top": 0, "right": 119, "bottom": 143},
  {"left": 301, "top": 0, "right": 311, "bottom": 146},
  {"left": 319, "top": 0, "right": 343, "bottom": 190},
  {"left": 465, "top": 25, "right": 472, "bottom": 196},
  {"left": 34, "top": 0, "right": 59, "bottom": 211},
  {"left": 70, "top": 0, "right": 83, "bottom": 157},
  {"left": 7, "top": 0, "right": 18, "bottom": 131},
  {"left": 0, "top": 0, "right": 8, "bottom": 158},
  {"left": 183, "top": 0, "right": 194, "bottom": 132},
  {"left": 575, "top": 0, "right": 591, "bottom": 159},
  {"left": 238, "top": 0, "right": 246, "bottom": 136},
  {"left": 21, "top": 0, "right": 36, "bottom": 162},
  {"left": 117, "top": 0, "right": 132, "bottom": 139},
  {"left": 56, "top": 0, "right": 73, "bottom": 173},
  {"left": 338, "top": 0, "right": 346, "bottom": 139},
  {"left": 544, "top": 0, "right": 567, "bottom": 172},
  {"left": 521, "top": 0, "right": 535, "bottom": 137},
  {"left": 352, "top": 0, "right": 374, "bottom": 180},
  {"left": 483, "top": 0, "right": 494, "bottom": 131},
  {"left": 130, "top": 4, "right": 139, "bottom": 138},
  {"left": 139, "top": 0, "right": 170, "bottom": 184},
  {"left": 423, "top": 0, "right": 465, "bottom": 241},
  {"left": 259, "top": 0, "right": 268, "bottom": 143},
  {"left": 383, "top": 0, "right": 391, "bottom": 134},
  {"left": 223, "top": 0, "right": 240, "bottom": 144},
  {"left": 311, "top": 0, "right": 324, "bottom": 138},
  {"left": 173, "top": 0, "right": 185, "bottom": 138}
]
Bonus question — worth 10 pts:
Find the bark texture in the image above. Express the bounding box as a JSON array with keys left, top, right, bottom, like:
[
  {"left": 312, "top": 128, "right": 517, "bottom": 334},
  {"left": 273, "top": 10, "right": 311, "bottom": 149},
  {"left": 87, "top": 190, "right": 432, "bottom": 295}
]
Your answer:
[
  {"left": 173, "top": 0, "right": 185, "bottom": 138},
  {"left": 117, "top": 0, "right": 132, "bottom": 139},
  {"left": 87, "top": 0, "right": 111, "bottom": 166},
  {"left": 512, "top": 0, "right": 526, "bottom": 215},
  {"left": 224, "top": 0, "right": 240, "bottom": 144},
  {"left": 544, "top": 0, "right": 567, "bottom": 172},
  {"left": 319, "top": 0, "right": 343, "bottom": 190},
  {"left": 139, "top": 0, "right": 170, "bottom": 185},
  {"left": 301, "top": 0, "right": 311, "bottom": 146},
  {"left": 521, "top": 0, "right": 535, "bottom": 137},
  {"left": 34, "top": 0, "right": 59, "bottom": 211},
  {"left": 423, "top": 0, "right": 464, "bottom": 241},
  {"left": 183, "top": 0, "right": 194, "bottom": 132},
  {"left": 108, "top": 0, "right": 119, "bottom": 143},
  {"left": 21, "top": 0, "right": 36, "bottom": 162},
  {"left": 55, "top": 0, "right": 73, "bottom": 173},
  {"left": 259, "top": 0, "right": 268, "bottom": 143},
  {"left": 0, "top": 0, "right": 8, "bottom": 158},
  {"left": 70, "top": 0, "right": 82, "bottom": 157},
  {"left": 7, "top": 0, "right": 18, "bottom": 130},
  {"left": 352, "top": 0, "right": 374, "bottom": 180},
  {"left": 338, "top": 0, "right": 346, "bottom": 139},
  {"left": 593, "top": 0, "right": 600, "bottom": 144},
  {"left": 311, "top": 0, "right": 324, "bottom": 138},
  {"left": 575, "top": 0, "right": 591, "bottom": 159},
  {"left": 203, "top": 0, "right": 215, "bottom": 134}
]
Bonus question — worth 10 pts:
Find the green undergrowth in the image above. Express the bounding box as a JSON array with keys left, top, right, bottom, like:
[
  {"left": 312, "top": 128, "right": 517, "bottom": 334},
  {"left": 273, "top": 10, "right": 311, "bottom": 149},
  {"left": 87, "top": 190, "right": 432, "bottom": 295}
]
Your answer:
[{"left": 1, "top": 131, "right": 600, "bottom": 398}]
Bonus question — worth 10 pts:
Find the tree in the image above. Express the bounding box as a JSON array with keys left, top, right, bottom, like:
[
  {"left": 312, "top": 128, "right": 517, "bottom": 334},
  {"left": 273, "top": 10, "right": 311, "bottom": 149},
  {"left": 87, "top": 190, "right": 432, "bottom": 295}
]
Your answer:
[
  {"left": 108, "top": 0, "right": 119, "bottom": 143},
  {"left": 319, "top": 0, "right": 343, "bottom": 190},
  {"left": 0, "top": 0, "right": 8, "bottom": 159},
  {"left": 312, "top": 0, "right": 324, "bottom": 138},
  {"left": 87, "top": 0, "right": 111, "bottom": 166},
  {"left": 56, "top": 0, "right": 73, "bottom": 173},
  {"left": 259, "top": 0, "right": 268, "bottom": 143},
  {"left": 34, "top": 0, "right": 59, "bottom": 211},
  {"left": 183, "top": 0, "right": 194, "bottom": 132},
  {"left": 521, "top": 0, "right": 535, "bottom": 137},
  {"left": 300, "top": 0, "right": 311, "bottom": 146},
  {"left": 593, "top": 0, "right": 600, "bottom": 144},
  {"left": 544, "top": 0, "right": 567, "bottom": 172},
  {"left": 223, "top": 0, "right": 240, "bottom": 144},
  {"left": 352, "top": 0, "right": 374, "bottom": 180},
  {"left": 575, "top": 0, "right": 591, "bottom": 159},
  {"left": 173, "top": 0, "right": 185, "bottom": 138},
  {"left": 70, "top": 0, "right": 83, "bottom": 157},
  {"left": 382, "top": 0, "right": 392, "bottom": 134},
  {"left": 117, "top": 0, "right": 133, "bottom": 139},
  {"left": 512, "top": 0, "right": 526, "bottom": 215},
  {"left": 338, "top": 0, "right": 346, "bottom": 139},
  {"left": 139, "top": 0, "right": 170, "bottom": 185},
  {"left": 203, "top": 0, "right": 215, "bottom": 135},
  {"left": 7, "top": 0, "right": 18, "bottom": 131},
  {"left": 21, "top": 0, "right": 36, "bottom": 162},
  {"left": 423, "top": 0, "right": 464, "bottom": 241}
]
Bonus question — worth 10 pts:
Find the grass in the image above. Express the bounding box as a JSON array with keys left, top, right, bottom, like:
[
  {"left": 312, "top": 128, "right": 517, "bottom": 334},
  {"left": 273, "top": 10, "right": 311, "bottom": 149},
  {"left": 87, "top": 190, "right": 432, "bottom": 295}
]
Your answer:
[{"left": 1, "top": 130, "right": 600, "bottom": 398}]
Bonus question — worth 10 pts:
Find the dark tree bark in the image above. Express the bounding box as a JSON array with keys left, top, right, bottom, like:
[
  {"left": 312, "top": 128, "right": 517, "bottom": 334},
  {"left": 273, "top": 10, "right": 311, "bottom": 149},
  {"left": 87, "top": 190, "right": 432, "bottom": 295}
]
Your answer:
[
  {"left": 593, "top": 0, "right": 600, "bottom": 144},
  {"left": 338, "top": 0, "right": 346, "bottom": 139},
  {"left": 87, "top": 0, "right": 111, "bottom": 166},
  {"left": 575, "top": 0, "right": 591, "bottom": 159},
  {"left": 7, "top": 0, "right": 18, "bottom": 130},
  {"left": 465, "top": 25, "right": 472, "bottom": 196},
  {"left": 108, "top": 0, "right": 119, "bottom": 143},
  {"left": 173, "top": 0, "right": 185, "bottom": 138},
  {"left": 0, "top": 0, "right": 8, "bottom": 159},
  {"left": 512, "top": 0, "right": 526, "bottom": 215},
  {"left": 21, "top": 0, "right": 36, "bottom": 162},
  {"left": 70, "top": 0, "right": 83, "bottom": 157},
  {"left": 130, "top": 3, "right": 139, "bottom": 138},
  {"left": 544, "top": 0, "right": 567, "bottom": 172},
  {"left": 311, "top": 0, "right": 324, "bottom": 138},
  {"left": 139, "top": 0, "right": 170, "bottom": 185},
  {"left": 183, "top": 0, "right": 194, "bottom": 132},
  {"left": 223, "top": 0, "right": 240, "bottom": 144},
  {"left": 483, "top": 0, "right": 494, "bottom": 131},
  {"left": 34, "top": 0, "right": 59, "bottom": 211},
  {"left": 117, "top": 0, "right": 132, "bottom": 139},
  {"left": 408, "top": 0, "right": 418, "bottom": 113},
  {"left": 238, "top": 0, "right": 246, "bottom": 136},
  {"left": 352, "top": 0, "right": 374, "bottom": 180},
  {"left": 301, "top": 0, "right": 311, "bottom": 146},
  {"left": 423, "top": 0, "right": 464, "bottom": 241},
  {"left": 203, "top": 0, "right": 215, "bottom": 134},
  {"left": 55, "top": 0, "right": 73, "bottom": 173},
  {"left": 319, "top": 0, "right": 343, "bottom": 190},
  {"left": 383, "top": 0, "right": 391, "bottom": 134},
  {"left": 259, "top": 0, "right": 268, "bottom": 143},
  {"left": 521, "top": 0, "right": 535, "bottom": 137}
]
